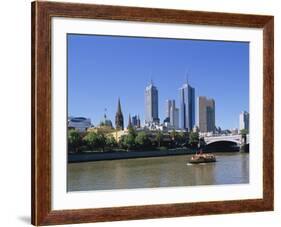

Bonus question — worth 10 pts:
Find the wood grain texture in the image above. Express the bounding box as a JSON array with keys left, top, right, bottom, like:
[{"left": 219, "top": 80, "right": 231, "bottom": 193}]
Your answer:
[
  {"left": 31, "top": 1, "right": 274, "bottom": 226},
  {"left": 262, "top": 17, "right": 274, "bottom": 210}
]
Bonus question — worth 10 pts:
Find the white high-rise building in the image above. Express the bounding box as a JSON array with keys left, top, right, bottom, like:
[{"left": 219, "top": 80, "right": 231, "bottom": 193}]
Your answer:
[
  {"left": 239, "top": 111, "right": 249, "bottom": 132},
  {"left": 167, "top": 99, "right": 179, "bottom": 129},
  {"left": 166, "top": 100, "right": 172, "bottom": 119},
  {"left": 145, "top": 81, "right": 159, "bottom": 124}
]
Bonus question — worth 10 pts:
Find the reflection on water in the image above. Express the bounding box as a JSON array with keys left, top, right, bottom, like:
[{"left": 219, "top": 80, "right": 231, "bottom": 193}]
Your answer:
[{"left": 67, "top": 152, "right": 249, "bottom": 191}]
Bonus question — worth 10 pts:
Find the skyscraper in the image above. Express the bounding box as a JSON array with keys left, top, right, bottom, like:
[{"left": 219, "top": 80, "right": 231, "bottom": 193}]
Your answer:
[
  {"left": 239, "top": 111, "right": 249, "bottom": 132},
  {"left": 166, "top": 100, "right": 172, "bottom": 119},
  {"left": 174, "top": 108, "right": 179, "bottom": 129},
  {"left": 115, "top": 98, "right": 124, "bottom": 130},
  {"left": 197, "top": 96, "right": 215, "bottom": 132},
  {"left": 179, "top": 81, "right": 195, "bottom": 131},
  {"left": 145, "top": 81, "right": 159, "bottom": 124},
  {"left": 166, "top": 99, "right": 179, "bottom": 129},
  {"left": 137, "top": 115, "right": 141, "bottom": 128},
  {"left": 132, "top": 115, "right": 138, "bottom": 127},
  {"left": 132, "top": 115, "right": 141, "bottom": 128}
]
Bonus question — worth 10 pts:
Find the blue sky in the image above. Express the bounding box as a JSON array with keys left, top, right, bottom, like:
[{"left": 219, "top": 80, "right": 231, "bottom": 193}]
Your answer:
[{"left": 68, "top": 34, "right": 249, "bottom": 130}]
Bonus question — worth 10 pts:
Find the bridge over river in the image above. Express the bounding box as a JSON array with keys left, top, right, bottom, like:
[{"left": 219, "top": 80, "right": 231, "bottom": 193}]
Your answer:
[
  {"left": 203, "top": 134, "right": 249, "bottom": 145},
  {"left": 202, "top": 134, "right": 249, "bottom": 152}
]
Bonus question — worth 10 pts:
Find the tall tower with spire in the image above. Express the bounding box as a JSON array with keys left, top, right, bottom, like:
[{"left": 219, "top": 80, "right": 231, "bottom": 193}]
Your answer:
[
  {"left": 145, "top": 80, "right": 159, "bottom": 124},
  {"left": 115, "top": 98, "right": 124, "bottom": 130}
]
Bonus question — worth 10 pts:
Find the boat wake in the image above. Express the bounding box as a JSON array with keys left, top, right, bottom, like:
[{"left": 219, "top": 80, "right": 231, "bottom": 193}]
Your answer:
[
  {"left": 198, "top": 163, "right": 207, "bottom": 165},
  {"left": 186, "top": 162, "right": 208, "bottom": 166}
]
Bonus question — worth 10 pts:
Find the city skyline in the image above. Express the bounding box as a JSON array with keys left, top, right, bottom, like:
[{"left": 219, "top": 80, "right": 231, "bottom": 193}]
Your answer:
[{"left": 68, "top": 34, "right": 249, "bottom": 129}]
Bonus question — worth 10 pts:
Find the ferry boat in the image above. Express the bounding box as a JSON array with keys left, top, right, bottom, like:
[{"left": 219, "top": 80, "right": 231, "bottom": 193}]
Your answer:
[{"left": 188, "top": 152, "right": 216, "bottom": 164}]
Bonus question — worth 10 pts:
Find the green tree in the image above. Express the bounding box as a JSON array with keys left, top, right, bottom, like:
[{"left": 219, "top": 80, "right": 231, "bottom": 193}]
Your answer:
[
  {"left": 128, "top": 127, "right": 137, "bottom": 137},
  {"left": 155, "top": 130, "right": 163, "bottom": 147},
  {"left": 189, "top": 132, "right": 199, "bottom": 147},
  {"left": 68, "top": 129, "right": 81, "bottom": 153},
  {"left": 83, "top": 131, "right": 106, "bottom": 151},
  {"left": 105, "top": 134, "right": 117, "bottom": 150},
  {"left": 119, "top": 134, "right": 135, "bottom": 150},
  {"left": 135, "top": 131, "right": 150, "bottom": 149},
  {"left": 170, "top": 130, "right": 188, "bottom": 147},
  {"left": 170, "top": 129, "right": 178, "bottom": 141},
  {"left": 83, "top": 131, "right": 98, "bottom": 151},
  {"left": 118, "top": 127, "right": 137, "bottom": 150},
  {"left": 97, "top": 133, "right": 106, "bottom": 151},
  {"left": 169, "top": 129, "right": 178, "bottom": 147},
  {"left": 178, "top": 131, "right": 188, "bottom": 145}
]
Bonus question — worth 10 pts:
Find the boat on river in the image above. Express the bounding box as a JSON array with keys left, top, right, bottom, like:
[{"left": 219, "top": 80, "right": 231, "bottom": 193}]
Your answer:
[{"left": 188, "top": 153, "right": 216, "bottom": 164}]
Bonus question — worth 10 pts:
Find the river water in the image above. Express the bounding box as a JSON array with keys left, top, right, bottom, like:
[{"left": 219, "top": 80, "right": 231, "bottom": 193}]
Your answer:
[{"left": 67, "top": 152, "right": 249, "bottom": 191}]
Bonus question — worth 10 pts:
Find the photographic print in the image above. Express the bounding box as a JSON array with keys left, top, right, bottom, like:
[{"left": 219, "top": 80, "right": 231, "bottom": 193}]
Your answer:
[
  {"left": 32, "top": 2, "right": 273, "bottom": 225},
  {"left": 67, "top": 34, "right": 250, "bottom": 192}
]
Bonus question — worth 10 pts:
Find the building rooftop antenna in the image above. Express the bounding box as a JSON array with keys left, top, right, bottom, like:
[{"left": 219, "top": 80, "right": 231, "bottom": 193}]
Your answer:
[
  {"left": 150, "top": 71, "right": 153, "bottom": 86},
  {"left": 186, "top": 70, "right": 189, "bottom": 85},
  {"left": 104, "top": 108, "right": 107, "bottom": 119}
]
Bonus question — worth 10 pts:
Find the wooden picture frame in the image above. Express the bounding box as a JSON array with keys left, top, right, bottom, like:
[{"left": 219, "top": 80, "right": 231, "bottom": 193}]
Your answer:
[{"left": 31, "top": 1, "right": 274, "bottom": 226}]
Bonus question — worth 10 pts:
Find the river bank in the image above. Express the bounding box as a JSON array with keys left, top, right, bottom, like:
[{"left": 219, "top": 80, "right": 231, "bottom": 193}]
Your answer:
[{"left": 68, "top": 148, "right": 240, "bottom": 163}]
